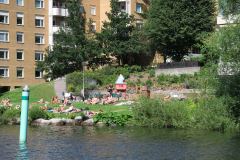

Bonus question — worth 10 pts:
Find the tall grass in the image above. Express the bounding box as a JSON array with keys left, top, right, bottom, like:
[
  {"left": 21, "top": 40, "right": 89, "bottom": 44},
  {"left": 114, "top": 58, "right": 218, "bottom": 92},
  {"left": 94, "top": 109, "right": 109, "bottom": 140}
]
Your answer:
[{"left": 132, "top": 97, "right": 237, "bottom": 131}]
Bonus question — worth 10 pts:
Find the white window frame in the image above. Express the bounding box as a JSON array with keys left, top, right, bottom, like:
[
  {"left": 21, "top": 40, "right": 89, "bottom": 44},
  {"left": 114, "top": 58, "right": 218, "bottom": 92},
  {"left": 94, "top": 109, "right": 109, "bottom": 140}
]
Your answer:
[
  {"left": 16, "top": 67, "right": 24, "bottom": 78},
  {"left": 16, "top": 13, "right": 24, "bottom": 25},
  {"left": 0, "top": 67, "right": 9, "bottom": 78},
  {"left": 0, "top": 48, "right": 9, "bottom": 60},
  {"left": 35, "top": 34, "right": 44, "bottom": 44},
  {"left": 0, "top": 0, "right": 9, "bottom": 4},
  {"left": 16, "top": 0, "right": 24, "bottom": 6},
  {"left": 0, "top": 31, "right": 9, "bottom": 42},
  {"left": 35, "top": 0, "right": 44, "bottom": 9},
  {"left": 90, "top": 6, "right": 96, "bottom": 15},
  {"left": 35, "top": 15, "right": 44, "bottom": 27},
  {"left": 35, "top": 69, "right": 43, "bottom": 78},
  {"left": 16, "top": 50, "right": 24, "bottom": 60},
  {"left": 0, "top": 10, "right": 9, "bottom": 24},
  {"left": 35, "top": 51, "right": 44, "bottom": 61},
  {"left": 16, "top": 32, "right": 24, "bottom": 43}
]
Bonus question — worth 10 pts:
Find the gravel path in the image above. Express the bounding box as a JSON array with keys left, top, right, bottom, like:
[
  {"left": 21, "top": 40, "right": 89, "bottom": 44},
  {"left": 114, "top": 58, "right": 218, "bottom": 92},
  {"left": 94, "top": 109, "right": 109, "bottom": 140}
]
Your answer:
[{"left": 54, "top": 77, "right": 66, "bottom": 99}]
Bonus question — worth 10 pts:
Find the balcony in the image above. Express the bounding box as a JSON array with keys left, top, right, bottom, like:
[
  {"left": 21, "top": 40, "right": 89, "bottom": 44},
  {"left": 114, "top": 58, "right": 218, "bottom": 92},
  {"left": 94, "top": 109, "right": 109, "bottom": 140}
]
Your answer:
[
  {"left": 52, "top": 8, "right": 68, "bottom": 17},
  {"left": 217, "top": 15, "right": 235, "bottom": 26},
  {"left": 52, "top": 26, "right": 60, "bottom": 33}
]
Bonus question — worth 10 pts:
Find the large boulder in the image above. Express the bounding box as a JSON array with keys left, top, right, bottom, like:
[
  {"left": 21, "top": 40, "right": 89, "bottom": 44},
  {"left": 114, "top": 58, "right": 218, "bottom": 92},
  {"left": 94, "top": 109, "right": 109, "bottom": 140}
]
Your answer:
[
  {"left": 74, "top": 116, "right": 83, "bottom": 126},
  {"left": 31, "top": 118, "right": 51, "bottom": 126},
  {"left": 50, "top": 118, "right": 65, "bottom": 126},
  {"left": 64, "top": 119, "right": 75, "bottom": 126},
  {"left": 82, "top": 118, "right": 94, "bottom": 126}
]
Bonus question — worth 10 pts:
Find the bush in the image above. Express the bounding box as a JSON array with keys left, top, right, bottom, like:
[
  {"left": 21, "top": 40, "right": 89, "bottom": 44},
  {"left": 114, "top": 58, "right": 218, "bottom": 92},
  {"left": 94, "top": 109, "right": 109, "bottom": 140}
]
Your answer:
[
  {"left": 0, "top": 106, "right": 7, "bottom": 115},
  {"left": 133, "top": 98, "right": 193, "bottom": 128},
  {"left": 193, "top": 97, "right": 236, "bottom": 131},
  {"left": 94, "top": 112, "right": 132, "bottom": 126},
  {"left": 1, "top": 108, "right": 21, "bottom": 124},
  {"left": 149, "top": 70, "right": 155, "bottom": 77},
  {"left": 132, "top": 97, "right": 237, "bottom": 131},
  {"left": 66, "top": 65, "right": 144, "bottom": 92},
  {"left": 29, "top": 106, "right": 48, "bottom": 121}
]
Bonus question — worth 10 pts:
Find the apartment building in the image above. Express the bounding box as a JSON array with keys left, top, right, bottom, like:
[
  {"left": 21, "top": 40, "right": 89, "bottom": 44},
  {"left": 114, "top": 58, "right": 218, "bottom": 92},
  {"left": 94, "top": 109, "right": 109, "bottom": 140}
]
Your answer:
[
  {"left": 0, "top": 0, "right": 148, "bottom": 91},
  {"left": 0, "top": 0, "right": 48, "bottom": 91}
]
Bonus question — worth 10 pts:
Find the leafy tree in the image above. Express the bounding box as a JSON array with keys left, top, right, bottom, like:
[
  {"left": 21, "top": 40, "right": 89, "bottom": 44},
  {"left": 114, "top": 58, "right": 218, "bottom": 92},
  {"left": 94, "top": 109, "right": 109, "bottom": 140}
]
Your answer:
[
  {"left": 97, "top": 0, "right": 147, "bottom": 65},
  {"left": 38, "top": 0, "right": 100, "bottom": 79},
  {"left": 202, "top": 25, "right": 240, "bottom": 119},
  {"left": 219, "top": 0, "right": 240, "bottom": 17},
  {"left": 145, "top": 0, "right": 216, "bottom": 62}
]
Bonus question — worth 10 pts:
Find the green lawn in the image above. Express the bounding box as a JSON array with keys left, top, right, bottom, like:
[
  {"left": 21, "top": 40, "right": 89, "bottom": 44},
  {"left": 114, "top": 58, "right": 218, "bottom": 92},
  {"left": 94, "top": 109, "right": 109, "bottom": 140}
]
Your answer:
[
  {"left": 0, "top": 82, "right": 55, "bottom": 104},
  {"left": 73, "top": 102, "right": 132, "bottom": 114}
]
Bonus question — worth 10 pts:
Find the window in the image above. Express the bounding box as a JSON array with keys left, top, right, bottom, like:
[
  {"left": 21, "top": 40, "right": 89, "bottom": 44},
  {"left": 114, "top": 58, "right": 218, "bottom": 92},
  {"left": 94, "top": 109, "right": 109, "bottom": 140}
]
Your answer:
[
  {"left": 35, "top": 69, "right": 43, "bottom": 78},
  {"left": 53, "top": 0, "right": 65, "bottom": 8},
  {"left": 16, "top": 67, "right": 24, "bottom": 78},
  {"left": 35, "top": 34, "right": 44, "bottom": 44},
  {"left": 16, "top": 0, "right": 24, "bottom": 6},
  {"left": 16, "top": 50, "right": 24, "bottom": 60},
  {"left": 136, "top": 20, "right": 143, "bottom": 30},
  {"left": 16, "top": 32, "right": 24, "bottom": 43},
  {"left": 35, "top": 15, "right": 44, "bottom": 27},
  {"left": 90, "top": 21, "right": 96, "bottom": 32},
  {"left": 35, "top": 51, "right": 44, "bottom": 61},
  {"left": 0, "top": 49, "right": 9, "bottom": 60},
  {"left": 16, "top": 13, "right": 24, "bottom": 25},
  {"left": 35, "top": 0, "right": 44, "bottom": 8},
  {"left": 0, "top": 0, "right": 9, "bottom": 4},
  {"left": 0, "top": 11, "right": 9, "bottom": 24},
  {"left": 136, "top": 3, "right": 142, "bottom": 13},
  {"left": 0, "top": 67, "right": 9, "bottom": 77},
  {"left": 90, "top": 6, "right": 96, "bottom": 15},
  {"left": 0, "top": 31, "right": 9, "bottom": 42}
]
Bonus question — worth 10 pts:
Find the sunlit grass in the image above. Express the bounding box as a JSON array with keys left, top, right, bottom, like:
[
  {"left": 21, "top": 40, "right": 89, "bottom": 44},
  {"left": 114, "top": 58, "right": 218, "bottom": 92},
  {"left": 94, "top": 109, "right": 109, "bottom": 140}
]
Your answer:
[{"left": 0, "top": 82, "right": 56, "bottom": 104}]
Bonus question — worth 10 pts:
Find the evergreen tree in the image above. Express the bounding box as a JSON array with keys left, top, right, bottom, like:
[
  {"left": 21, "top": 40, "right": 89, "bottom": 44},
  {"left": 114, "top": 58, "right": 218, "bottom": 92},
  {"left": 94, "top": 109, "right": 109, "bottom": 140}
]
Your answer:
[
  {"left": 97, "top": 0, "right": 146, "bottom": 65},
  {"left": 38, "top": 0, "right": 100, "bottom": 79},
  {"left": 145, "top": 0, "right": 216, "bottom": 62}
]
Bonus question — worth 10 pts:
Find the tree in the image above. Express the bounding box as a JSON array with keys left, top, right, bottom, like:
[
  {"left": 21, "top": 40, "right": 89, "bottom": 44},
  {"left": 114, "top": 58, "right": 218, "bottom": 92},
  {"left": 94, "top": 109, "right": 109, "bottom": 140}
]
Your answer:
[
  {"left": 145, "top": 0, "right": 216, "bottom": 62},
  {"left": 97, "top": 0, "right": 147, "bottom": 65},
  {"left": 38, "top": 0, "right": 100, "bottom": 79},
  {"left": 219, "top": 0, "right": 240, "bottom": 17}
]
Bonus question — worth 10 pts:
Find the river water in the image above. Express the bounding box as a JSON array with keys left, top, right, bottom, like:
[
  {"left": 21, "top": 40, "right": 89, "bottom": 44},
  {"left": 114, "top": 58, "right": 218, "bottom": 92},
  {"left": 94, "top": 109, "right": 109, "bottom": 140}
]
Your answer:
[{"left": 0, "top": 125, "right": 240, "bottom": 160}]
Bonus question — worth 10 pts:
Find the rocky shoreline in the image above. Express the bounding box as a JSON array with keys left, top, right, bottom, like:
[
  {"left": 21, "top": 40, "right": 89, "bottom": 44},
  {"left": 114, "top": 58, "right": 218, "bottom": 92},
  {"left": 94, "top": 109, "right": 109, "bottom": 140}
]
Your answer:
[{"left": 6, "top": 116, "right": 105, "bottom": 127}]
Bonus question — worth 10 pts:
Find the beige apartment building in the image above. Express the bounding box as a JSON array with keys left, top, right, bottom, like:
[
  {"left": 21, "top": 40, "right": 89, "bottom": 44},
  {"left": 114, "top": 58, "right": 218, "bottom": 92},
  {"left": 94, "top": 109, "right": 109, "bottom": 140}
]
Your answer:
[{"left": 0, "top": 0, "right": 149, "bottom": 91}]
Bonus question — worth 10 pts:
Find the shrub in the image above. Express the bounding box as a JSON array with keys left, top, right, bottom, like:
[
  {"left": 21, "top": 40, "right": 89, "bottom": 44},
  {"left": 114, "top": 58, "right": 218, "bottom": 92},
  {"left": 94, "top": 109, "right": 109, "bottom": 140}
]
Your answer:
[
  {"left": 94, "top": 112, "right": 132, "bottom": 126},
  {"left": 193, "top": 97, "right": 236, "bottom": 131},
  {"left": 29, "top": 106, "right": 48, "bottom": 121},
  {"left": 132, "top": 97, "right": 237, "bottom": 131},
  {"left": 132, "top": 98, "right": 193, "bottom": 128},
  {"left": 0, "top": 106, "right": 7, "bottom": 115},
  {"left": 145, "top": 79, "right": 153, "bottom": 88},
  {"left": 1, "top": 108, "right": 21, "bottom": 124},
  {"left": 148, "top": 69, "right": 155, "bottom": 77}
]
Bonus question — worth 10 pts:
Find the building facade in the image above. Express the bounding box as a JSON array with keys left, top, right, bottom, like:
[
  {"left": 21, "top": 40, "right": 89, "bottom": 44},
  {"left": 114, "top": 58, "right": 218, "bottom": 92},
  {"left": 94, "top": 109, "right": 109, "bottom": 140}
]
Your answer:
[
  {"left": 0, "top": 0, "right": 148, "bottom": 91},
  {"left": 0, "top": 0, "right": 48, "bottom": 91}
]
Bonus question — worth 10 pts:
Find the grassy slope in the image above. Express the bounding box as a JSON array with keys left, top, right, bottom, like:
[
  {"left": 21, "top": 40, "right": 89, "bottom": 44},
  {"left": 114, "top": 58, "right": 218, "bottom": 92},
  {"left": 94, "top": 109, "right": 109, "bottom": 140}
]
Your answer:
[
  {"left": 73, "top": 102, "right": 132, "bottom": 114},
  {"left": 0, "top": 82, "right": 55, "bottom": 104},
  {"left": 0, "top": 82, "right": 131, "bottom": 114}
]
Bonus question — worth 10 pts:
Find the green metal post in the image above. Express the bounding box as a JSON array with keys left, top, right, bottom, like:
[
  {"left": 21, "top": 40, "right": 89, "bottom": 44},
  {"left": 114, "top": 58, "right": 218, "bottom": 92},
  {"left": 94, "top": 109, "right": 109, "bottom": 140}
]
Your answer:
[{"left": 19, "top": 85, "right": 29, "bottom": 143}]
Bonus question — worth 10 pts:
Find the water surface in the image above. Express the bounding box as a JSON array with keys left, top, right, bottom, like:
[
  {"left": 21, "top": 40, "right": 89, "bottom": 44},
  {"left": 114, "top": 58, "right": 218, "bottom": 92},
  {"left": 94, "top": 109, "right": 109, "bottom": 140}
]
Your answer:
[{"left": 0, "top": 125, "right": 240, "bottom": 160}]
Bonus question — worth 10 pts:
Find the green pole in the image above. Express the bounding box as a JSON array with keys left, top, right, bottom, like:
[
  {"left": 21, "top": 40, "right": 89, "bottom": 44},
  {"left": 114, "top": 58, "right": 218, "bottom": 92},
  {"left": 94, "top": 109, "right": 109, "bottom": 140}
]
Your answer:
[{"left": 19, "top": 85, "right": 29, "bottom": 143}]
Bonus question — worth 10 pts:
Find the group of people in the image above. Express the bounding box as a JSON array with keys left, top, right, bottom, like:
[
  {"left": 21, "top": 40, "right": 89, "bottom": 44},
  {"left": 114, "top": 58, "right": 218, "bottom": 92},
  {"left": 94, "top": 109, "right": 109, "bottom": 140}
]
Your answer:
[
  {"left": 84, "top": 84, "right": 127, "bottom": 105},
  {"left": 0, "top": 98, "right": 12, "bottom": 107},
  {"left": 84, "top": 94, "right": 117, "bottom": 105}
]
